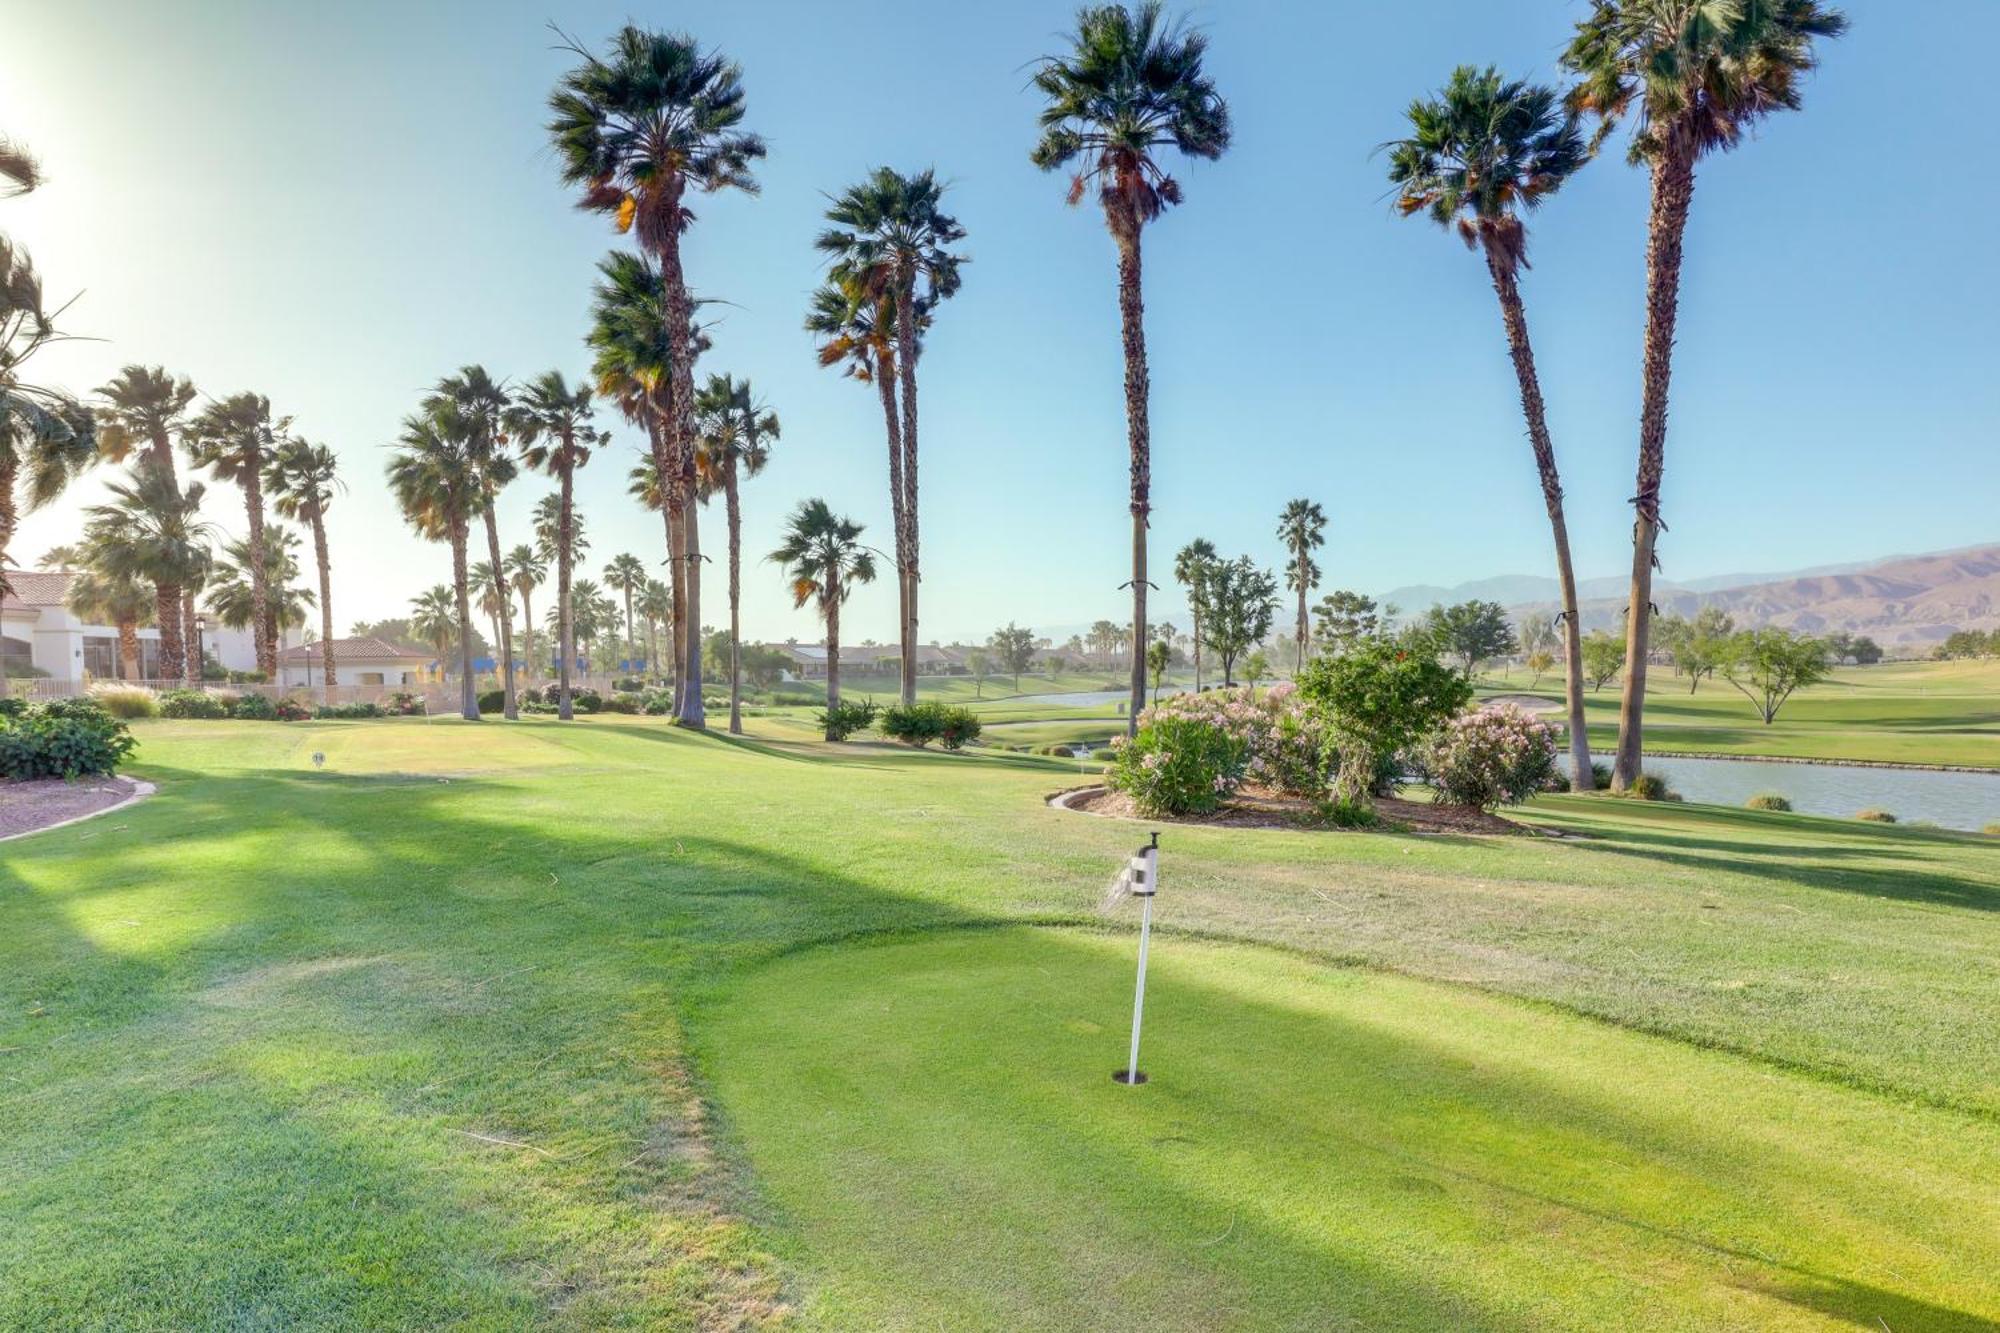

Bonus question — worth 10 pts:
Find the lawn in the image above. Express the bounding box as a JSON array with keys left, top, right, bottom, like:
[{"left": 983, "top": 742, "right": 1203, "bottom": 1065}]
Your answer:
[{"left": 3, "top": 716, "right": 1996, "bottom": 1328}]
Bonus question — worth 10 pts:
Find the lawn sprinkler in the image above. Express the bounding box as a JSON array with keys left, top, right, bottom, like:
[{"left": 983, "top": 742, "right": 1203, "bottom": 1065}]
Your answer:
[
  {"left": 1104, "top": 831, "right": 1160, "bottom": 1086},
  {"left": 311, "top": 751, "right": 325, "bottom": 769}
]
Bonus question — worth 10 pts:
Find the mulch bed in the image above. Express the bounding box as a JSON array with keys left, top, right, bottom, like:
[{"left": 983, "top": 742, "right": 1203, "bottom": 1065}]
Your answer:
[
  {"left": 0, "top": 776, "right": 146, "bottom": 840},
  {"left": 1053, "top": 784, "right": 1533, "bottom": 836}
]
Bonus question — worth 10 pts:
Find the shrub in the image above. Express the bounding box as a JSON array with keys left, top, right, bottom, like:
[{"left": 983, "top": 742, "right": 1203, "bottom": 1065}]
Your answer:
[
  {"left": 1421, "top": 705, "right": 1558, "bottom": 810},
  {"left": 1042, "top": 744, "right": 1075, "bottom": 758},
  {"left": 0, "top": 700, "right": 137, "bottom": 780},
  {"left": 1982, "top": 821, "right": 2000, "bottom": 836},
  {"left": 600, "top": 694, "right": 641, "bottom": 714},
  {"left": 231, "top": 692, "right": 279, "bottom": 720},
  {"left": 89, "top": 686, "right": 159, "bottom": 719},
  {"left": 315, "top": 701, "right": 385, "bottom": 719},
  {"left": 383, "top": 691, "right": 426, "bottom": 716},
  {"left": 817, "top": 699, "right": 877, "bottom": 740},
  {"left": 612, "top": 677, "right": 645, "bottom": 692},
  {"left": 1091, "top": 747, "right": 1118, "bottom": 762},
  {"left": 0, "top": 697, "right": 28, "bottom": 720},
  {"left": 477, "top": 689, "right": 506, "bottom": 715},
  {"left": 274, "top": 697, "right": 312, "bottom": 722},
  {"left": 880, "top": 702, "right": 982, "bottom": 751},
  {"left": 1745, "top": 792, "right": 1793, "bottom": 812},
  {"left": 1295, "top": 639, "right": 1471, "bottom": 805},
  {"left": 1307, "top": 797, "right": 1380, "bottom": 829},
  {"left": 520, "top": 698, "right": 557, "bottom": 714},
  {"left": 1855, "top": 807, "right": 1897, "bottom": 823},
  {"left": 571, "top": 688, "right": 603, "bottom": 714},
  {"left": 158, "top": 689, "right": 229, "bottom": 720},
  {"left": 1619, "top": 773, "right": 1682, "bottom": 802},
  {"left": 641, "top": 689, "right": 674, "bottom": 716},
  {"left": 1106, "top": 715, "right": 1249, "bottom": 817}
]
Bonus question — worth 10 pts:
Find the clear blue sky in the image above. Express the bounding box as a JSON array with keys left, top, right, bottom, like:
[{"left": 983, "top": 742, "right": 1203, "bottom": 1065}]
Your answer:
[{"left": 6, "top": 0, "right": 1994, "bottom": 645}]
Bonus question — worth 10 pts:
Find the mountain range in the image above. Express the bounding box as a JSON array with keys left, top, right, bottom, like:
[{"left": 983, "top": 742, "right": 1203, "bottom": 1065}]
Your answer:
[{"left": 1385, "top": 543, "right": 2000, "bottom": 648}]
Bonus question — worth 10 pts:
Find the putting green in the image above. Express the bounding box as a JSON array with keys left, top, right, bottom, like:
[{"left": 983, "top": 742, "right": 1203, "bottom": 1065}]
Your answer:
[{"left": 707, "top": 927, "right": 1999, "bottom": 1330}]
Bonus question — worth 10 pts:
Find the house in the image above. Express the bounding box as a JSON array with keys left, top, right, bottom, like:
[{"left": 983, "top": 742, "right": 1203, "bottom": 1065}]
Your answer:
[
  {"left": 2, "top": 568, "right": 266, "bottom": 685},
  {"left": 761, "top": 642, "right": 963, "bottom": 680},
  {"left": 275, "top": 637, "right": 433, "bottom": 688}
]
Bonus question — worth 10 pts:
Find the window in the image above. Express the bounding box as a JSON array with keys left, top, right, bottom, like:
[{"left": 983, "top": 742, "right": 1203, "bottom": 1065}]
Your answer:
[
  {"left": 83, "top": 635, "right": 118, "bottom": 679},
  {"left": 138, "top": 638, "right": 163, "bottom": 680},
  {"left": 1, "top": 632, "right": 32, "bottom": 678},
  {"left": 358, "top": 672, "right": 384, "bottom": 686}
]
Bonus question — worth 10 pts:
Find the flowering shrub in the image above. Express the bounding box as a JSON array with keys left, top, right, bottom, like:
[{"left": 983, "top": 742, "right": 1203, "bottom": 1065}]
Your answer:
[
  {"left": 383, "top": 691, "right": 426, "bottom": 716},
  {"left": 1138, "top": 684, "right": 1332, "bottom": 797},
  {"left": 1296, "top": 639, "right": 1472, "bottom": 805},
  {"left": 0, "top": 697, "right": 136, "bottom": 779},
  {"left": 1421, "top": 704, "right": 1557, "bottom": 809},
  {"left": 274, "top": 697, "right": 313, "bottom": 722},
  {"left": 1107, "top": 715, "right": 1248, "bottom": 817}
]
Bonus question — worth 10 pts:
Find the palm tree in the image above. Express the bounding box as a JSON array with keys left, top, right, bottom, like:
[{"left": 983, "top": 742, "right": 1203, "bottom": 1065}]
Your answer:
[
  {"left": 815, "top": 170, "right": 965, "bottom": 707},
  {"left": 1, "top": 223, "right": 98, "bottom": 697},
  {"left": 504, "top": 543, "right": 547, "bottom": 679},
  {"left": 640, "top": 577, "right": 671, "bottom": 681},
  {"left": 187, "top": 392, "right": 288, "bottom": 676},
  {"left": 508, "top": 372, "right": 600, "bottom": 719},
  {"left": 1172, "top": 538, "right": 1216, "bottom": 690},
  {"left": 207, "top": 529, "right": 314, "bottom": 640},
  {"left": 603, "top": 553, "right": 647, "bottom": 673},
  {"left": 565, "top": 578, "right": 610, "bottom": 673},
  {"left": 1387, "top": 65, "right": 1594, "bottom": 790},
  {"left": 387, "top": 406, "right": 483, "bottom": 720},
  {"left": 264, "top": 439, "right": 343, "bottom": 695},
  {"left": 80, "top": 469, "right": 215, "bottom": 687},
  {"left": 66, "top": 562, "right": 153, "bottom": 680},
  {"left": 769, "top": 500, "right": 875, "bottom": 739},
  {"left": 410, "top": 585, "right": 459, "bottom": 677},
  {"left": 1273, "top": 500, "right": 1327, "bottom": 671},
  {"left": 428, "top": 367, "right": 519, "bottom": 718},
  {"left": 696, "top": 373, "right": 776, "bottom": 733},
  {"left": 1032, "top": 2, "right": 1230, "bottom": 735},
  {"left": 551, "top": 24, "right": 765, "bottom": 729},
  {"left": 1563, "top": 0, "right": 1845, "bottom": 789},
  {"left": 96, "top": 367, "right": 210, "bottom": 676},
  {"left": 470, "top": 559, "right": 513, "bottom": 692}
]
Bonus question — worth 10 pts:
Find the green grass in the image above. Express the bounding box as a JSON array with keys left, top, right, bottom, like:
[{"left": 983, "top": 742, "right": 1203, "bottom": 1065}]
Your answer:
[
  {"left": 3, "top": 717, "right": 1997, "bottom": 1327},
  {"left": 1479, "top": 658, "right": 2000, "bottom": 768}
]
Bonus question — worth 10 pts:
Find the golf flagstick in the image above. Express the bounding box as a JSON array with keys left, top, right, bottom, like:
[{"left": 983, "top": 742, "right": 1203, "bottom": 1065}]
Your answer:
[{"left": 1114, "top": 831, "right": 1159, "bottom": 1086}]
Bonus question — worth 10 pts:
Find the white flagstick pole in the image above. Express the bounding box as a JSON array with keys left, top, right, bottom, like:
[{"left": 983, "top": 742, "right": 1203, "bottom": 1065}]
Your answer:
[{"left": 1119, "top": 832, "right": 1159, "bottom": 1086}]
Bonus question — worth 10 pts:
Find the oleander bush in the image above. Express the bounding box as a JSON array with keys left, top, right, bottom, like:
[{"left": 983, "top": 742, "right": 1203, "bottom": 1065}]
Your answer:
[
  {"left": 158, "top": 689, "right": 230, "bottom": 720},
  {"left": 1139, "top": 685, "right": 1332, "bottom": 798},
  {"left": 274, "top": 697, "right": 312, "bottom": 722},
  {"left": 231, "top": 692, "right": 279, "bottom": 721},
  {"left": 1106, "top": 715, "right": 1249, "bottom": 817},
  {"left": 0, "top": 697, "right": 137, "bottom": 780},
  {"left": 315, "top": 701, "right": 386, "bottom": 720},
  {"left": 383, "top": 691, "right": 426, "bottom": 716},
  {"left": 1421, "top": 704, "right": 1558, "bottom": 810}
]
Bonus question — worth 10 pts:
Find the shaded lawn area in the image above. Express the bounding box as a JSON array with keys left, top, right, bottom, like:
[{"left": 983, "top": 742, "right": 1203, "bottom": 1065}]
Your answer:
[{"left": 2, "top": 716, "right": 1996, "bottom": 1327}]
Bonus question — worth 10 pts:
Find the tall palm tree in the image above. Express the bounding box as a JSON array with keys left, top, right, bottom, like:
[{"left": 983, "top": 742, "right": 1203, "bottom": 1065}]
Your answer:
[
  {"left": 187, "top": 392, "right": 287, "bottom": 676},
  {"left": 508, "top": 372, "right": 601, "bottom": 720},
  {"left": 387, "top": 406, "right": 484, "bottom": 720},
  {"left": 1173, "top": 537, "right": 1216, "bottom": 690},
  {"left": 264, "top": 439, "right": 343, "bottom": 695},
  {"left": 602, "top": 553, "right": 647, "bottom": 672},
  {"left": 769, "top": 499, "right": 875, "bottom": 740},
  {"left": 1563, "top": 0, "right": 1845, "bottom": 789},
  {"left": 696, "top": 372, "right": 776, "bottom": 733},
  {"left": 564, "top": 578, "right": 611, "bottom": 673},
  {"left": 66, "top": 562, "right": 153, "bottom": 680},
  {"left": 1032, "top": 2, "right": 1230, "bottom": 735},
  {"left": 551, "top": 24, "right": 765, "bottom": 729},
  {"left": 1274, "top": 500, "right": 1327, "bottom": 670},
  {"left": 640, "top": 577, "right": 671, "bottom": 681},
  {"left": 1, "top": 223, "right": 97, "bottom": 697},
  {"left": 428, "top": 367, "right": 519, "bottom": 718},
  {"left": 1387, "top": 65, "right": 1594, "bottom": 790},
  {"left": 80, "top": 469, "right": 214, "bottom": 687},
  {"left": 815, "top": 170, "right": 965, "bottom": 707},
  {"left": 504, "top": 543, "right": 548, "bottom": 679},
  {"left": 410, "top": 585, "right": 459, "bottom": 677},
  {"left": 470, "top": 559, "right": 511, "bottom": 691},
  {"left": 207, "top": 529, "right": 314, "bottom": 640},
  {"left": 96, "top": 366, "right": 205, "bottom": 676}
]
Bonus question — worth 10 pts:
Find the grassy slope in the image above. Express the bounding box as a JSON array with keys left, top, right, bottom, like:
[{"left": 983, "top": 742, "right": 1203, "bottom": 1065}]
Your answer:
[
  {"left": 1478, "top": 658, "right": 2000, "bottom": 767},
  {"left": 2, "top": 717, "right": 1996, "bottom": 1327}
]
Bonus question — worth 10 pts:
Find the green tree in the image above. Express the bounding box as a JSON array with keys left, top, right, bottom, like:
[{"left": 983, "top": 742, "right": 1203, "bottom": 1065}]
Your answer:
[
  {"left": 1564, "top": 0, "right": 1847, "bottom": 789},
  {"left": 1296, "top": 635, "right": 1472, "bottom": 806},
  {"left": 966, "top": 648, "right": 991, "bottom": 699},
  {"left": 1675, "top": 606, "right": 1736, "bottom": 692},
  {"left": 66, "top": 559, "right": 153, "bottom": 680},
  {"left": 427, "top": 367, "right": 519, "bottom": 718},
  {"left": 187, "top": 393, "right": 288, "bottom": 676},
  {"left": 504, "top": 544, "right": 547, "bottom": 679},
  {"left": 1581, "top": 629, "right": 1625, "bottom": 691},
  {"left": 264, "top": 439, "right": 343, "bottom": 693},
  {"left": 1243, "top": 648, "right": 1269, "bottom": 695},
  {"left": 769, "top": 499, "right": 875, "bottom": 737},
  {"left": 1312, "top": 590, "right": 1381, "bottom": 655},
  {"left": 95, "top": 366, "right": 200, "bottom": 672},
  {"left": 79, "top": 469, "right": 213, "bottom": 687},
  {"left": 387, "top": 406, "right": 483, "bottom": 719},
  {"left": 1389, "top": 63, "right": 1593, "bottom": 789},
  {"left": 1721, "top": 628, "right": 1831, "bottom": 724},
  {"left": 988, "top": 622, "right": 1038, "bottom": 690},
  {"left": 508, "top": 372, "right": 602, "bottom": 719},
  {"left": 1198, "top": 556, "right": 1278, "bottom": 686},
  {"left": 696, "top": 373, "right": 778, "bottom": 733},
  {"left": 1173, "top": 538, "right": 1217, "bottom": 688},
  {"left": 207, "top": 528, "right": 314, "bottom": 640},
  {"left": 1146, "top": 637, "right": 1171, "bottom": 705},
  {"left": 1424, "top": 600, "right": 1519, "bottom": 677},
  {"left": 1033, "top": 1, "right": 1231, "bottom": 735},
  {"left": 603, "top": 553, "right": 648, "bottom": 671},
  {"left": 551, "top": 25, "right": 765, "bottom": 728},
  {"left": 816, "top": 170, "right": 965, "bottom": 707},
  {"left": 410, "top": 585, "right": 460, "bottom": 672},
  {"left": 1850, "top": 635, "right": 1883, "bottom": 666},
  {"left": 1275, "top": 499, "right": 1326, "bottom": 669}
]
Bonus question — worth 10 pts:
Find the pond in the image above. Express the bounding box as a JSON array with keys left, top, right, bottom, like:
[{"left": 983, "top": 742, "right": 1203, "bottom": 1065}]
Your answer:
[{"left": 1642, "top": 754, "right": 2000, "bottom": 831}]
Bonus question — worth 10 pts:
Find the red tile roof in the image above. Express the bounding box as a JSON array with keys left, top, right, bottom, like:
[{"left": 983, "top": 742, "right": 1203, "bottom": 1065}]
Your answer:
[
  {"left": 0, "top": 568, "right": 74, "bottom": 612},
  {"left": 276, "top": 636, "right": 431, "bottom": 663}
]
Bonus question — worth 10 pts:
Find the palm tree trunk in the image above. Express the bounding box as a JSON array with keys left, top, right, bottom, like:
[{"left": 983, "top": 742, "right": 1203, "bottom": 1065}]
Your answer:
[
  {"left": 117, "top": 620, "right": 140, "bottom": 680},
  {"left": 451, "top": 520, "right": 478, "bottom": 720},
  {"left": 1613, "top": 148, "right": 1697, "bottom": 791},
  {"left": 241, "top": 463, "right": 274, "bottom": 677},
  {"left": 558, "top": 466, "right": 576, "bottom": 721},
  {"left": 873, "top": 345, "right": 915, "bottom": 713},
  {"left": 519, "top": 588, "right": 536, "bottom": 682},
  {"left": 0, "top": 462, "right": 13, "bottom": 698},
  {"left": 181, "top": 591, "right": 199, "bottom": 686},
  {"left": 725, "top": 462, "right": 744, "bottom": 734},
  {"left": 308, "top": 504, "right": 335, "bottom": 701},
  {"left": 1110, "top": 215, "right": 1151, "bottom": 736},
  {"left": 480, "top": 505, "right": 517, "bottom": 720},
  {"left": 658, "top": 231, "right": 705, "bottom": 730},
  {"left": 683, "top": 495, "right": 704, "bottom": 725},
  {"left": 154, "top": 581, "right": 185, "bottom": 685},
  {"left": 622, "top": 588, "right": 635, "bottom": 676},
  {"left": 1485, "top": 247, "right": 1592, "bottom": 792},
  {"left": 1295, "top": 580, "right": 1308, "bottom": 671},
  {"left": 824, "top": 570, "right": 842, "bottom": 737},
  {"left": 893, "top": 281, "right": 921, "bottom": 708},
  {"left": 1191, "top": 606, "right": 1202, "bottom": 691}
]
